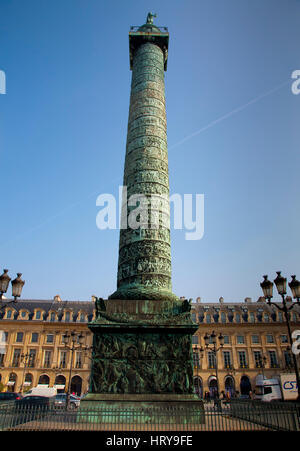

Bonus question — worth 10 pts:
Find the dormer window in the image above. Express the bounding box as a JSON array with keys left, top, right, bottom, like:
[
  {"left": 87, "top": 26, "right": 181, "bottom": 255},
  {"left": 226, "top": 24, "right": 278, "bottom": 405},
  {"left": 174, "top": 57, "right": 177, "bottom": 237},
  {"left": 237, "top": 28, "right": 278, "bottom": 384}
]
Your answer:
[
  {"left": 79, "top": 313, "right": 86, "bottom": 323},
  {"left": 6, "top": 309, "right": 12, "bottom": 319},
  {"left": 35, "top": 310, "right": 41, "bottom": 320},
  {"left": 50, "top": 312, "right": 56, "bottom": 322},
  {"left": 19, "top": 310, "right": 29, "bottom": 320}
]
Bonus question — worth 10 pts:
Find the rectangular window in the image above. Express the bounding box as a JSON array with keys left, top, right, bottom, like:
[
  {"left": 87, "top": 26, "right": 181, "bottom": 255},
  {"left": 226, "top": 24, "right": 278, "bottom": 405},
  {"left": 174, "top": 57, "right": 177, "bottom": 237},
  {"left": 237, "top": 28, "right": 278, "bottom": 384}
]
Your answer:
[
  {"left": 281, "top": 335, "right": 288, "bottom": 343},
  {"left": 269, "top": 351, "right": 278, "bottom": 368},
  {"left": 28, "top": 349, "right": 36, "bottom": 368},
  {"left": 251, "top": 335, "right": 260, "bottom": 344},
  {"left": 35, "top": 310, "right": 41, "bottom": 320},
  {"left": 12, "top": 348, "right": 21, "bottom": 367},
  {"left": 16, "top": 332, "right": 23, "bottom": 343},
  {"left": 284, "top": 350, "right": 293, "bottom": 368},
  {"left": 192, "top": 335, "right": 199, "bottom": 345},
  {"left": 254, "top": 351, "right": 262, "bottom": 368},
  {"left": 266, "top": 334, "right": 274, "bottom": 344},
  {"left": 238, "top": 351, "right": 248, "bottom": 368},
  {"left": 223, "top": 351, "right": 232, "bottom": 369},
  {"left": 208, "top": 351, "right": 216, "bottom": 369},
  {"left": 59, "top": 351, "right": 67, "bottom": 369},
  {"left": 75, "top": 352, "right": 83, "bottom": 369},
  {"left": 31, "top": 333, "right": 39, "bottom": 343},
  {"left": 193, "top": 351, "right": 200, "bottom": 368},
  {"left": 43, "top": 350, "right": 52, "bottom": 368},
  {"left": 46, "top": 334, "right": 54, "bottom": 344},
  {"left": 237, "top": 335, "right": 245, "bottom": 344},
  {"left": 223, "top": 335, "right": 230, "bottom": 345}
]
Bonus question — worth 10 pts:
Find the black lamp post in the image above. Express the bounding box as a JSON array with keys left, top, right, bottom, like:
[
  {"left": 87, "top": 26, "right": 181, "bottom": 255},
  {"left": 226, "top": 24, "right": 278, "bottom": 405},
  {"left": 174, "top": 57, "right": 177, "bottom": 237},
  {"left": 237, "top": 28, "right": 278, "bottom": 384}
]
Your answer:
[
  {"left": 259, "top": 355, "right": 267, "bottom": 379},
  {"left": 204, "top": 331, "right": 224, "bottom": 405},
  {"left": 260, "top": 272, "right": 300, "bottom": 402},
  {"left": 20, "top": 351, "right": 34, "bottom": 393},
  {"left": 62, "top": 331, "right": 86, "bottom": 408},
  {"left": 0, "top": 270, "right": 25, "bottom": 309}
]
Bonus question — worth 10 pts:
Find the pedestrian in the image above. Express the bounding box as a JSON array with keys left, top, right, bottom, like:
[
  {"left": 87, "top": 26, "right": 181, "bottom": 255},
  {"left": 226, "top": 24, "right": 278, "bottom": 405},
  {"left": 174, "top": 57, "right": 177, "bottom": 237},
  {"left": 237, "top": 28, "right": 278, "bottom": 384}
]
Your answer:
[{"left": 226, "top": 390, "right": 231, "bottom": 403}]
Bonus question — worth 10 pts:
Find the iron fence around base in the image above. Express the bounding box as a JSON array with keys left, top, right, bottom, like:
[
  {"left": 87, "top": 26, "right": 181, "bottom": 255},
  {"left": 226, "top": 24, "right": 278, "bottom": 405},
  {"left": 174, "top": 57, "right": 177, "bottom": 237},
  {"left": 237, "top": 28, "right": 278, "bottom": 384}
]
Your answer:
[
  {"left": 0, "top": 401, "right": 299, "bottom": 431},
  {"left": 229, "top": 399, "right": 300, "bottom": 431}
]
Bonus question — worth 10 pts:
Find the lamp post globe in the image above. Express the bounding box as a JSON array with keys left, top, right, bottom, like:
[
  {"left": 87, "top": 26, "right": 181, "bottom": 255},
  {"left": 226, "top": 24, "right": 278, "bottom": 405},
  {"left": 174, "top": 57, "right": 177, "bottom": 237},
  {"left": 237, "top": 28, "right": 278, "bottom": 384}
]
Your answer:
[{"left": 11, "top": 273, "right": 25, "bottom": 300}]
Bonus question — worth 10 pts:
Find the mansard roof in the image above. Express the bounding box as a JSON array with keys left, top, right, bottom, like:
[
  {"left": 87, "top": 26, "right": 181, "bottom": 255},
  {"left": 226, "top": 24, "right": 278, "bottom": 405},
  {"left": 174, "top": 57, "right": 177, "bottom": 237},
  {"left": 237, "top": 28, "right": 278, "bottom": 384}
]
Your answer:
[{"left": 0, "top": 298, "right": 95, "bottom": 321}]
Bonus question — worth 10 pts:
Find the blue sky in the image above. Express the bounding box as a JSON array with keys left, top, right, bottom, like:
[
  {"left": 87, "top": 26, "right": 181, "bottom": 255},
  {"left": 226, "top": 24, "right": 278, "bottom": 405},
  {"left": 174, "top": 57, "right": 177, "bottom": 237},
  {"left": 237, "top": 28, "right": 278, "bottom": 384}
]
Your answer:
[{"left": 0, "top": 0, "right": 299, "bottom": 302}]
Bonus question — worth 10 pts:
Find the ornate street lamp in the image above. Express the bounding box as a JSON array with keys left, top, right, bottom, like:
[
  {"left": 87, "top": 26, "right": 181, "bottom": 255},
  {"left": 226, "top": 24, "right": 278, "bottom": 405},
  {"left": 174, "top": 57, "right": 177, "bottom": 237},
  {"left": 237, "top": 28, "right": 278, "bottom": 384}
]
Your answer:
[
  {"left": 62, "top": 331, "right": 89, "bottom": 408},
  {"left": 289, "top": 276, "right": 300, "bottom": 303},
  {"left": 0, "top": 269, "right": 25, "bottom": 309},
  {"left": 204, "top": 330, "right": 224, "bottom": 407},
  {"left": 260, "top": 272, "right": 300, "bottom": 401},
  {"left": 20, "top": 351, "right": 34, "bottom": 393},
  {"left": 0, "top": 270, "right": 11, "bottom": 298}
]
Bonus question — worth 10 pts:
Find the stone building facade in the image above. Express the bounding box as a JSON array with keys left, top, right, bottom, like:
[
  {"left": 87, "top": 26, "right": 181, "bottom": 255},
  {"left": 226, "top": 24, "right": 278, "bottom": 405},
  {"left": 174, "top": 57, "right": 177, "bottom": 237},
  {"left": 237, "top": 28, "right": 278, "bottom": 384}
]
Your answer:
[
  {"left": 0, "top": 296, "right": 299, "bottom": 398},
  {"left": 0, "top": 297, "right": 95, "bottom": 395},
  {"left": 191, "top": 297, "right": 300, "bottom": 399}
]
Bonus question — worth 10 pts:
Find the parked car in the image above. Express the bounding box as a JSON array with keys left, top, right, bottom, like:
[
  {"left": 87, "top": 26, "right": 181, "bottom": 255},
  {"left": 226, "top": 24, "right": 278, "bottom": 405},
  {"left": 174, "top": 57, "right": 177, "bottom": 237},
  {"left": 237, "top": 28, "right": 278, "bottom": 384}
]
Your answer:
[
  {"left": 54, "top": 393, "right": 80, "bottom": 410},
  {"left": 23, "top": 386, "right": 57, "bottom": 398},
  {"left": 15, "top": 395, "right": 54, "bottom": 409},
  {"left": 12, "top": 396, "right": 53, "bottom": 426},
  {"left": 0, "top": 392, "right": 22, "bottom": 403}
]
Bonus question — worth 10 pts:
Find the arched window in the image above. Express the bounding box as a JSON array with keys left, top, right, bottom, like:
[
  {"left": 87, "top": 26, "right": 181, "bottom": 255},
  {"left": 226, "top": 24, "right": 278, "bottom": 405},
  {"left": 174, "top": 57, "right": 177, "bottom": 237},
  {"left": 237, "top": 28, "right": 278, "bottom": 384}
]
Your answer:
[
  {"left": 208, "top": 377, "right": 218, "bottom": 398},
  {"left": 38, "top": 374, "right": 50, "bottom": 385},
  {"left": 240, "top": 375, "right": 252, "bottom": 397},
  {"left": 225, "top": 376, "right": 235, "bottom": 397},
  {"left": 70, "top": 375, "right": 82, "bottom": 397},
  {"left": 24, "top": 373, "right": 33, "bottom": 389},
  {"left": 54, "top": 375, "right": 66, "bottom": 393},
  {"left": 8, "top": 372, "right": 17, "bottom": 392}
]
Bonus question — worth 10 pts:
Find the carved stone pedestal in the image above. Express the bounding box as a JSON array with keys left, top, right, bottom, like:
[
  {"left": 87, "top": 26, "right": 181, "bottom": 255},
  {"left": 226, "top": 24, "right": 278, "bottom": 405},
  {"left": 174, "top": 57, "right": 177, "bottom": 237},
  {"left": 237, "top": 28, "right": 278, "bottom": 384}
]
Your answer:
[{"left": 80, "top": 298, "right": 204, "bottom": 423}]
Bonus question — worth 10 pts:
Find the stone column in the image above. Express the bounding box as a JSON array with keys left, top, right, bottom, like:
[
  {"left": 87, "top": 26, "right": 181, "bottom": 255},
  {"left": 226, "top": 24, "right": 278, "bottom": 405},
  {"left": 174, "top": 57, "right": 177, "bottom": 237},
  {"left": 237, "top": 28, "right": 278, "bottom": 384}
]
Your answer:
[
  {"left": 109, "top": 37, "right": 176, "bottom": 302},
  {"left": 82, "top": 16, "right": 203, "bottom": 420}
]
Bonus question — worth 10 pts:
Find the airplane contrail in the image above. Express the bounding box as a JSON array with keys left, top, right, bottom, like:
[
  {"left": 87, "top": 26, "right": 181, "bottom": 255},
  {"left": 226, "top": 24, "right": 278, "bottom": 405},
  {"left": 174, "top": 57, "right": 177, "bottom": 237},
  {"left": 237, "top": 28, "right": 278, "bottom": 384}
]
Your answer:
[
  {"left": 0, "top": 80, "right": 290, "bottom": 248},
  {"left": 169, "top": 79, "right": 290, "bottom": 150}
]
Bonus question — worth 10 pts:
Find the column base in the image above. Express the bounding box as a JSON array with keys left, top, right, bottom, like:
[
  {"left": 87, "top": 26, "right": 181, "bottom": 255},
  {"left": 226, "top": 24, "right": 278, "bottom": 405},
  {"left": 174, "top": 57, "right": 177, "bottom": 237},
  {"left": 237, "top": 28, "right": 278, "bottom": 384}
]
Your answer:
[{"left": 79, "top": 393, "right": 204, "bottom": 425}]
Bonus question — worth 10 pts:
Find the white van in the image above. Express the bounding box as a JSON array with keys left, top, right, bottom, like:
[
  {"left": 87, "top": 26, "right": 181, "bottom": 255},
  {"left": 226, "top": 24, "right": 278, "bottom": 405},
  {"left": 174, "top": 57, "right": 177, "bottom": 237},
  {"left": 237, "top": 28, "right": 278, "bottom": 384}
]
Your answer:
[
  {"left": 255, "top": 376, "right": 282, "bottom": 402},
  {"left": 255, "top": 374, "right": 298, "bottom": 402},
  {"left": 24, "top": 386, "right": 57, "bottom": 398}
]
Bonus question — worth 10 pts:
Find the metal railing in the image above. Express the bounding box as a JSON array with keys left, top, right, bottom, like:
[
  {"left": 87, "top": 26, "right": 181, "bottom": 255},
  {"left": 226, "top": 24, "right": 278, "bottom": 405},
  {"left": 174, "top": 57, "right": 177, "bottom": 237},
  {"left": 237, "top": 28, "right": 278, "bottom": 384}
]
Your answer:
[{"left": 0, "top": 401, "right": 299, "bottom": 431}]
